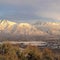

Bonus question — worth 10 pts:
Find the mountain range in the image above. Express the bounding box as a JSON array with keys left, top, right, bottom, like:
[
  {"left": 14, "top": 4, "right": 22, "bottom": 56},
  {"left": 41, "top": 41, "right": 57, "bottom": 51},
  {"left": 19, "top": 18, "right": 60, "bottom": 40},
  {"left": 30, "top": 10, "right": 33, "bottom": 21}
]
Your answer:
[
  {"left": 0, "top": 20, "right": 60, "bottom": 41},
  {"left": 33, "top": 21, "right": 60, "bottom": 35}
]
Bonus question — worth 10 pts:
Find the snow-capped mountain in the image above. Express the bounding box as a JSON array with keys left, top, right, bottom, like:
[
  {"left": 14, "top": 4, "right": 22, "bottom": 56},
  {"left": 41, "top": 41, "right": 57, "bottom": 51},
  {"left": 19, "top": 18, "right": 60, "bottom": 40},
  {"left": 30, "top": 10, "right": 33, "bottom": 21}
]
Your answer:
[
  {"left": 33, "top": 21, "right": 60, "bottom": 35},
  {"left": 0, "top": 20, "right": 16, "bottom": 32},
  {"left": 0, "top": 20, "right": 60, "bottom": 36},
  {"left": 0, "top": 20, "right": 60, "bottom": 41},
  {"left": 0, "top": 20, "right": 47, "bottom": 36}
]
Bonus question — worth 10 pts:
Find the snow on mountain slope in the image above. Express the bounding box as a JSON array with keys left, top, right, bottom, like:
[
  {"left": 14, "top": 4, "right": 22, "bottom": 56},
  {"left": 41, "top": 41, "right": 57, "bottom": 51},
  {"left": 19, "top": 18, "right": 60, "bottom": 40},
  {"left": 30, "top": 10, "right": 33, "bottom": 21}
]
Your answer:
[
  {"left": 0, "top": 20, "right": 60, "bottom": 41},
  {"left": 0, "top": 20, "right": 60, "bottom": 36},
  {"left": 0, "top": 20, "right": 16, "bottom": 32},
  {"left": 14, "top": 23, "right": 47, "bottom": 35},
  {"left": 0, "top": 20, "right": 47, "bottom": 36},
  {"left": 33, "top": 21, "right": 60, "bottom": 35}
]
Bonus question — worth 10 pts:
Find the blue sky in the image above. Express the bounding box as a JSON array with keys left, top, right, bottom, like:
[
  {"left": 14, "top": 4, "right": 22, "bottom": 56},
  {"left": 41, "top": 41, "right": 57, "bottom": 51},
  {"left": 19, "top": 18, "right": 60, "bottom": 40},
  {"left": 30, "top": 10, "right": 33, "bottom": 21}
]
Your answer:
[{"left": 0, "top": 0, "right": 60, "bottom": 23}]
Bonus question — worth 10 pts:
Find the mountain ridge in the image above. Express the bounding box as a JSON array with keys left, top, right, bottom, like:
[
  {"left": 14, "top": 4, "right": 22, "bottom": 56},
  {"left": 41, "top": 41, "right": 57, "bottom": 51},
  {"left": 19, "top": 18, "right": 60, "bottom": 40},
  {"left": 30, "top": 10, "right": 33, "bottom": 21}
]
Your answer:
[
  {"left": 0, "top": 20, "right": 60, "bottom": 41},
  {"left": 33, "top": 21, "right": 60, "bottom": 35},
  {"left": 0, "top": 20, "right": 47, "bottom": 36}
]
